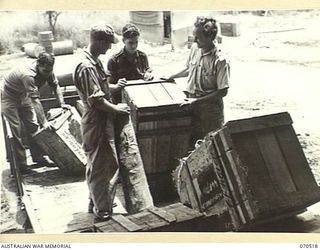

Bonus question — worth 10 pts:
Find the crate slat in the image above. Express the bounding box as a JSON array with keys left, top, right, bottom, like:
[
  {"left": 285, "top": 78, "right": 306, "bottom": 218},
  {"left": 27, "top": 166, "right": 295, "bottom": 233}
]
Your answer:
[{"left": 122, "top": 81, "right": 192, "bottom": 200}]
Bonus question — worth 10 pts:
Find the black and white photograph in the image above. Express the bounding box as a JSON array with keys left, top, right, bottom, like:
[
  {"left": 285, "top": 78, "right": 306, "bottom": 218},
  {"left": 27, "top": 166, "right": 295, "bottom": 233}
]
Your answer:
[{"left": 0, "top": 8, "right": 320, "bottom": 237}]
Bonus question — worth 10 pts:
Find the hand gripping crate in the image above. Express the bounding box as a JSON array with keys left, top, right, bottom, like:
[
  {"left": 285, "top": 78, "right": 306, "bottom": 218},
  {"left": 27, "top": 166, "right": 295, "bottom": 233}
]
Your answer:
[
  {"left": 176, "top": 112, "right": 320, "bottom": 230},
  {"left": 33, "top": 107, "right": 86, "bottom": 175}
]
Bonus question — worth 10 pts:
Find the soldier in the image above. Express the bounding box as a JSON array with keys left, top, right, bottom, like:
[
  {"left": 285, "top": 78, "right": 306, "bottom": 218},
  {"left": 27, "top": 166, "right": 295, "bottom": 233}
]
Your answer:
[
  {"left": 74, "top": 24, "right": 130, "bottom": 221},
  {"left": 1, "top": 52, "right": 68, "bottom": 173},
  {"left": 107, "top": 23, "right": 153, "bottom": 103},
  {"left": 167, "top": 16, "right": 230, "bottom": 146}
]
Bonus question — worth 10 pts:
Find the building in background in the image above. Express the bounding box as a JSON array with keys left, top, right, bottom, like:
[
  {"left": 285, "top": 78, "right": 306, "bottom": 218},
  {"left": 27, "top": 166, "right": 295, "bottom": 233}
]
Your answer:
[{"left": 130, "top": 11, "right": 217, "bottom": 49}]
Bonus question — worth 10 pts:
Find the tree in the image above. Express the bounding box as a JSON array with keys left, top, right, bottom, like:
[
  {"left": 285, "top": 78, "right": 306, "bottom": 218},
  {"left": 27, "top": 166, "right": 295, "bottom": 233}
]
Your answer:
[{"left": 44, "top": 11, "right": 61, "bottom": 38}]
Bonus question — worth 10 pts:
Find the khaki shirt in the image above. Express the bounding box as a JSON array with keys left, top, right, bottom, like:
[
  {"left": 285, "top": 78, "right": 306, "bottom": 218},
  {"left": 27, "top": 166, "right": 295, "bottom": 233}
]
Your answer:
[
  {"left": 107, "top": 47, "right": 151, "bottom": 82},
  {"left": 74, "top": 50, "right": 111, "bottom": 109},
  {"left": 2, "top": 62, "right": 58, "bottom": 101},
  {"left": 186, "top": 43, "right": 230, "bottom": 96}
]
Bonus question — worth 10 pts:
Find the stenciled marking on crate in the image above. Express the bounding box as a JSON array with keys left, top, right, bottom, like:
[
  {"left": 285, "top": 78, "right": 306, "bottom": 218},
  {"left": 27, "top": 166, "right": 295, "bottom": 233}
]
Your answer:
[
  {"left": 187, "top": 140, "right": 224, "bottom": 208},
  {"left": 68, "top": 118, "right": 82, "bottom": 145},
  {"left": 57, "top": 123, "right": 86, "bottom": 164},
  {"left": 196, "top": 167, "right": 224, "bottom": 207}
]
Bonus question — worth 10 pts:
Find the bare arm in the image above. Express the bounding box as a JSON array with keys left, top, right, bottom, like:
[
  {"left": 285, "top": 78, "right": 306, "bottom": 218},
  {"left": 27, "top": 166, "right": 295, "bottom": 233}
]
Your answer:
[
  {"left": 181, "top": 88, "right": 228, "bottom": 108},
  {"left": 168, "top": 67, "right": 189, "bottom": 80},
  {"left": 93, "top": 99, "right": 130, "bottom": 115},
  {"left": 30, "top": 97, "right": 49, "bottom": 127},
  {"left": 52, "top": 85, "right": 65, "bottom": 106},
  {"left": 107, "top": 76, "right": 127, "bottom": 95}
]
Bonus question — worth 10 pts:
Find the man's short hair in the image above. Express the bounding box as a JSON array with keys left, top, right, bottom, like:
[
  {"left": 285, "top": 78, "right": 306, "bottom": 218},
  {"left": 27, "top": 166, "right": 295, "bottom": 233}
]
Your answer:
[
  {"left": 194, "top": 16, "right": 218, "bottom": 40},
  {"left": 37, "top": 52, "right": 55, "bottom": 66},
  {"left": 122, "top": 23, "right": 140, "bottom": 39},
  {"left": 90, "top": 23, "right": 118, "bottom": 43}
]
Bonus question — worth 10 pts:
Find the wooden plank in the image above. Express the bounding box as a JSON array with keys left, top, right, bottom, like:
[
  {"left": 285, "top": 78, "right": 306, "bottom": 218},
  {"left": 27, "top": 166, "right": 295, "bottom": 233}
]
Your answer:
[
  {"left": 164, "top": 203, "right": 203, "bottom": 222},
  {"left": 175, "top": 163, "right": 191, "bottom": 205},
  {"left": 216, "top": 128, "right": 234, "bottom": 151},
  {"left": 183, "top": 161, "right": 202, "bottom": 212},
  {"left": 213, "top": 139, "right": 247, "bottom": 224},
  {"left": 95, "top": 220, "right": 128, "bottom": 232},
  {"left": 124, "top": 85, "right": 156, "bottom": 107},
  {"left": 132, "top": 212, "right": 168, "bottom": 231},
  {"left": 213, "top": 129, "right": 257, "bottom": 219},
  {"left": 148, "top": 208, "right": 177, "bottom": 223},
  {"left": 213, "top": 134, "right": 256, "bottom": 223},
  {"left": 255, "top": 128, "right": 297, "bottom": 193},
  {"left": 231, "top": 132, "right": 283, "bottom": 211},
  {"left": 147, "top": 83, "right": 172, "bottom": 101},
  {"left": 161, "top": 82, "right": 186, "bottom": 101},
  {"left": 169, "top": 133, "right": 191, "bottom": 165},
  {"left": 138, "top": 138, "right": 154, "bottom": 174},
  {"left": 156, "top": 135, "right": 171, "bottom": 172},
  {"left": 208, "top": 143, "right": 243, "bottom": 229},
  {"left": 225, "top": 150, "right": 256, "bottom": 220},
  {"left": 139, "top": 117, "right": 191, "bottom": 130},
  {"left": 21, "top": 188, "right": 44, "bottom": 233},
  {"left": 111, "top": 214, "right": 142, "bottom": 232},
  {"left": 226, "top": 112, "right": 292, "bottom": 134},
  {"left": 274, "top": 125, "right": 318, "bottom": 190},
  {"left": 137, "top": 126, "right": 192, "bottom": 137},
  {"left": 125, "top": 78, "right": 168, "bottom": 86}
]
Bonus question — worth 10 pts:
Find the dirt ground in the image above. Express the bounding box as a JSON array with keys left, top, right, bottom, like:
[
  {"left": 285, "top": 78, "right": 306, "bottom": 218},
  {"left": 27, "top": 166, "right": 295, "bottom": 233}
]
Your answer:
[{"left": 1, "top": 10, "right": 320, "bottom": 233}]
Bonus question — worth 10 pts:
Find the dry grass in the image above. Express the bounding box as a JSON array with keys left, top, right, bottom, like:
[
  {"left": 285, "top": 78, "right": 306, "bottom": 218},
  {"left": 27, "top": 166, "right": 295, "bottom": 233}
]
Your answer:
[{"left": 0, "top": 11, "right": 129, "bottom": 55}]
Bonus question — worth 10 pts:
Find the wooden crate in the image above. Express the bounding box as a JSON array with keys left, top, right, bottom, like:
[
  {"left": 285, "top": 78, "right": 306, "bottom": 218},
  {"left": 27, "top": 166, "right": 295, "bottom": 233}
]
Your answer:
[
  {"left": 33, "top": 107, "right": 86, "bottom": 175},
  {"left": 122, "top": 80, "right": 192, "bottom": 200},
  {"left": 94, "top": 202, "right": 203, "bottom": 232},
  {"left": 176, "top": 112, "right": 320, "bottom": 230}
]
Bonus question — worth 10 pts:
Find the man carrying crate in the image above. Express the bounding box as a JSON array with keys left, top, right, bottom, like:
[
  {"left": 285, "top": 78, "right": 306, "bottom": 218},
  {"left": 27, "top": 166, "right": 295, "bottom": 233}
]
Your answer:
[
  {"left": 167, "top": 16, "right": 230, "bottom": 146},
  {"left": 1, "top": 52, "right": 68, "bottom": 173},
  {"left": 74, "top": 24, "right": 131, "bottom": 221}
]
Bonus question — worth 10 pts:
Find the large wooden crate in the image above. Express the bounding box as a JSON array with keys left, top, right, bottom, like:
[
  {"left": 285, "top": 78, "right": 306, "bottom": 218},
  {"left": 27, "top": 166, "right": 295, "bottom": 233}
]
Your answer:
[
  {"left": 94, "top": 202, "right": 203, "bottom": 232},
  {"left": 122, "top": 80, "right": 192, "bottom": 200},
  {"left": 176, "top": 112, "right": 320, "bottom": 230},
  {"left": 33, "top": 107, "right": 86, "bottom": 175}
]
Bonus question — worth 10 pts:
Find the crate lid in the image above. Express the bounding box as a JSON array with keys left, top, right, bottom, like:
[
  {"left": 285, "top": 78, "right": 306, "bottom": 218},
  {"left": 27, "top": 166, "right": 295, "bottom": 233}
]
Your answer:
[{"left": 124, "top": 82, "right": 186, "bottom": 108}]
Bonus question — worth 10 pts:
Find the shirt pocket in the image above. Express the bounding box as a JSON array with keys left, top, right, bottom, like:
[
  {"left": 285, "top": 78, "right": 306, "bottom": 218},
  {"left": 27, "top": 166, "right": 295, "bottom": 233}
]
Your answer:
[{"left": 202, "top": 68, "right": 216, "bottom": 90}]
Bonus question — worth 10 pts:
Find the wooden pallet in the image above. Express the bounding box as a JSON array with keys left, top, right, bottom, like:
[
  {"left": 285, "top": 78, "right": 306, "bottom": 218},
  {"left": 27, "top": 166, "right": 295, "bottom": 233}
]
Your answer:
[{"left": 94, "top": 202, "right": 203, "bottom": 232}]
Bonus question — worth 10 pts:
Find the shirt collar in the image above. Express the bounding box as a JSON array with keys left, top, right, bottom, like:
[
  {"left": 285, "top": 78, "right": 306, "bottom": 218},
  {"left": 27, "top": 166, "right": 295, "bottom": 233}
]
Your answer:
[
  {"left": 201, "top": 45, "right": 218, "bottom": 57},
  {"left": 123, "top": 47, "right": 139, "bottom": 58},
  {"left": 83, "top": 49, "right": 99, "bottom": 66}
]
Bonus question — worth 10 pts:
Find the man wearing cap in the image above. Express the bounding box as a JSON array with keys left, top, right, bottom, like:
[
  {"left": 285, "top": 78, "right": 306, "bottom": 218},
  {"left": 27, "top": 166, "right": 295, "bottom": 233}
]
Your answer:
[
  {"left": 167, "top": 16, "right": 230, "bottom": 146},
  {"left": 74, "top": 24, "right": 130, "bottom": 221},
  {"left": 107, "top": 23, "right": 153, "bottom": 103},
  {"left": 1, "top": 52, "right": 67, "bottom": 173}
]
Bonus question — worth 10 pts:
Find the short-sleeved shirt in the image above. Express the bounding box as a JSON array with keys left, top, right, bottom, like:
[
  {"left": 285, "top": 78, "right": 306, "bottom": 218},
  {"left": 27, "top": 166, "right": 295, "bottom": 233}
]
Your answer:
[
  {"left": 107, "top": 47, "right": 151, "bottom": 82},
  {"left": 186, "top": 43, "right": 230, "bottom": 97},
  {"left": 2, "top": 62, "right": 58, "bottom": 101},
  {"left": 74, "top": 50, "right": 111, "bottom": 113}
]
